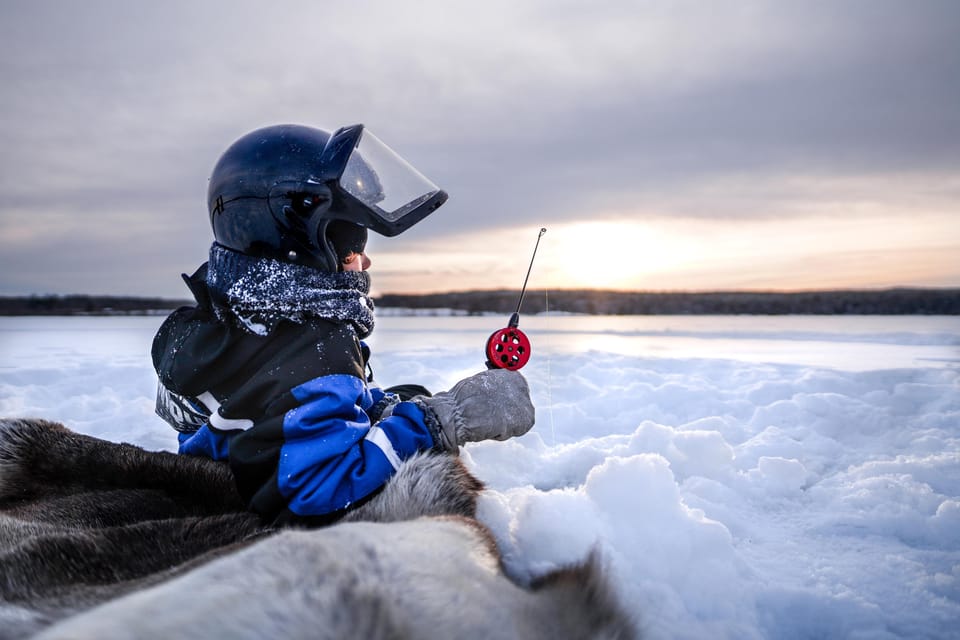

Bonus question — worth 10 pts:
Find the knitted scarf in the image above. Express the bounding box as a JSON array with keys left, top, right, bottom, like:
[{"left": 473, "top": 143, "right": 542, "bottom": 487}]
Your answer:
[{"left": 205, "top": 244, "right": 375, "bottom": 338}]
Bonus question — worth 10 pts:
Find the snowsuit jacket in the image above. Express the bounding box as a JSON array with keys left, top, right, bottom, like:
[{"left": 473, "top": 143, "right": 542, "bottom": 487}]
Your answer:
[{"left": 152, "top": 267, "right": 438, "bottom": 526}]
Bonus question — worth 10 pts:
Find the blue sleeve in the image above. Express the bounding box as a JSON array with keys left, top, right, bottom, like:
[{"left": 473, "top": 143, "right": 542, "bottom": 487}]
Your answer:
[
  {"left": 178, "top": 425, "right": 232, "bottom": 460},
  {"left": 368, "top": 384, "right": 387, "bottom": 405},
  {"left": 278, "top": 374, "right": 435, "bottom": 516}
]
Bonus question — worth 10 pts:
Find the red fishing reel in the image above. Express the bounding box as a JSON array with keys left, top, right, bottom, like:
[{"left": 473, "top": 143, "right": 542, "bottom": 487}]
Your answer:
[{"left": 486, "top": 321, "right": 532, "bottom": 370}]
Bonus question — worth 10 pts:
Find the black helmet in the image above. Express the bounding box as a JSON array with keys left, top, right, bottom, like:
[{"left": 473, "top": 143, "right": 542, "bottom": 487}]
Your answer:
[{"left": 207, "top": 123, "right": 447, "bottom": 271}]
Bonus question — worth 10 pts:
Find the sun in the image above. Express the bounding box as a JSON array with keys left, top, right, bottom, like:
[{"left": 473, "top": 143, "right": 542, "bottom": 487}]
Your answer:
[{"left": 543, "top": 221, "right": 699, "bottom": 290}]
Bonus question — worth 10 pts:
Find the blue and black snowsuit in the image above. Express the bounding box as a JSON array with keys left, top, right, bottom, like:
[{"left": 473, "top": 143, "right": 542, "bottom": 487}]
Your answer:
[{"left": 152, "top": 246, "right": 441, "bottom": 526}]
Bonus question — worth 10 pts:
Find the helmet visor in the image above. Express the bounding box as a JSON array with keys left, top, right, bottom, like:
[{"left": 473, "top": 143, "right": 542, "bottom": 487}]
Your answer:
[{"left": 339, "top": 130, "right": 443, "bottom": 224}]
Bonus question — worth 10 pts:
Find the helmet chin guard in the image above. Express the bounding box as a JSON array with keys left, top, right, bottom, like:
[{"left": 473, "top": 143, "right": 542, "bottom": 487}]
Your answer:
[{"left": 208, "top": 123, "right": 447, "bottom": 270}]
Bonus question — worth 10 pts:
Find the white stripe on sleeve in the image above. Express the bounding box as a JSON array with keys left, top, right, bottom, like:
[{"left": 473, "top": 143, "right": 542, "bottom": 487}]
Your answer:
[
  {"left": 364, "top": 426, "right": 402, "bottom": 471},
  {"left": 198, "top": 391, "right": 254, "bottom": 432}
]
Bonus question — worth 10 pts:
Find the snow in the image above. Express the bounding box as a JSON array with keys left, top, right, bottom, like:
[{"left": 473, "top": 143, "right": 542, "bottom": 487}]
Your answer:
[{"left": 1, "top": 314, "right": 958, "bottom": 639}]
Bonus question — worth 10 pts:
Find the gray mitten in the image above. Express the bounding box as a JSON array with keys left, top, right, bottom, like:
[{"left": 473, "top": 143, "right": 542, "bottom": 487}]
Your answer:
[{"left": 416, "top": 369, "right": 535, "bottom": 454}]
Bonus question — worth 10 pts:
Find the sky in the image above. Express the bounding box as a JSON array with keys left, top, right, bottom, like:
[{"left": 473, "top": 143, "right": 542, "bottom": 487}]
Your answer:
[{"left": 1, "top": 0, "right": 958, "bottom": 298}]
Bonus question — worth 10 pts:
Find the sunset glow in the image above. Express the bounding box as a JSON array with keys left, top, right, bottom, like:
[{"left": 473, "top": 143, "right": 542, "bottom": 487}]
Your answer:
[{"left": 370, "top": 207, "right": 960, "bottom": 295}]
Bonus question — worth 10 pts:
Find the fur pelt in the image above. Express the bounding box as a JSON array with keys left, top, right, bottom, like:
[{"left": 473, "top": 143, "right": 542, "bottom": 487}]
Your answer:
[
  {"left": 0, "top": 418, "right": 637, "bottom": 639},
  {"left": 36, "top": 520, "right": 636, "bottom": 640}
]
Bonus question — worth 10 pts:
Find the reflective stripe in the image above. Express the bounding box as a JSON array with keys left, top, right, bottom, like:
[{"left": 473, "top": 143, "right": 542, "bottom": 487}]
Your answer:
[
  {"left": 198, "top": 391, "right": 254, "bottom": 432},
  {"left": 364, "top": 426, "right": 402, "bottom": 471}
]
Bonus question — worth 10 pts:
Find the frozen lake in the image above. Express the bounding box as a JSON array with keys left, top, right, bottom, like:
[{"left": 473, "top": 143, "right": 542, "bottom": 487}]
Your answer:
[
  {"left": 2, "top": 314, "right": 957, "bottom": 373},
  {"left": 369, "top": 314, "right": 960, "bottom": 371},
  {"left": 1, "top": 313, "right": 958, "bottom": 639}
]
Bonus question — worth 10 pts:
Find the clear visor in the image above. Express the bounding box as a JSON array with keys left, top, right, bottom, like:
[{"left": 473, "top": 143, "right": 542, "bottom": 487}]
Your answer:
[{"left": 339, "top": 130, "right": 442, "bottom": 222}]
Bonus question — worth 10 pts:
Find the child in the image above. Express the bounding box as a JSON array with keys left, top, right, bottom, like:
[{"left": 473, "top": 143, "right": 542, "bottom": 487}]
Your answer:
[{"left": 152, "top": 124, "right": 534, "bottom": 526}]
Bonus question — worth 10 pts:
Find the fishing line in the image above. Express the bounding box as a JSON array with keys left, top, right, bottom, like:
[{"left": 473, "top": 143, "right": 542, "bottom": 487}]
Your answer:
[{"left": 544, "top": 286, "right": 556, "bottom": 447}]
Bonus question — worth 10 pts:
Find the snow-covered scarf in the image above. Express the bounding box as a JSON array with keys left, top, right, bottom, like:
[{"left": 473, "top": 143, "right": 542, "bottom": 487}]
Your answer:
[{"left": 205, "top": 244, "right": 375, "bottom": 338}]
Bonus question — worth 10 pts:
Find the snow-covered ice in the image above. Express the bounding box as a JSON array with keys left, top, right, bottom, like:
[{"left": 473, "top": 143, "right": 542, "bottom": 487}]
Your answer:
[{"left": 1, "top": 314, "right": 958, "bottom": 639}]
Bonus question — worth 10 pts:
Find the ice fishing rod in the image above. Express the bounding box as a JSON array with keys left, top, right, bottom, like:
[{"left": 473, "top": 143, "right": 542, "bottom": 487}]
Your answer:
[{"left": 485, "top": 227, "right": 547, "bottom": 370}]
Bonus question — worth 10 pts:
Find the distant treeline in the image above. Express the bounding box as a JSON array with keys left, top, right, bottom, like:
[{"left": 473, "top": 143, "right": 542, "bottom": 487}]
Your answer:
[
  {"left": 1, "top": 288, "right": 958, "bottom": 316},
  {"left": 376, "top": 288, "right": 960, "bottom": 315},
  {"left": 0, "top": 295, "right": 193, "bottom": 316}
]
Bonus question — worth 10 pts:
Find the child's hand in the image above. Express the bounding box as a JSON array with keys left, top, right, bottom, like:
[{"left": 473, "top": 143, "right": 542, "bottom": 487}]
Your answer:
[{"left": 416, "top": 369, "right": 535, "bottom": 453}]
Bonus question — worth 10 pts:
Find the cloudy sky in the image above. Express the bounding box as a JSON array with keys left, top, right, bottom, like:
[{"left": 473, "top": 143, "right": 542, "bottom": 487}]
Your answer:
[{"left": 1, "top": 0, "right": 958, "bottom": 297}]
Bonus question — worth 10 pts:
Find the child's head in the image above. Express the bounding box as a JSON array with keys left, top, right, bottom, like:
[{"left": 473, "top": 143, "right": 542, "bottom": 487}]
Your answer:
[{"left": 205, "top": 124, "right": 446, "bottom": 273}]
